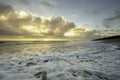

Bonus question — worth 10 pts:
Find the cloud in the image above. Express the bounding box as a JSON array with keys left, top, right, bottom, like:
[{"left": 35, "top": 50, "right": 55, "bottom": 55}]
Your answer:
[
  {"left": 103, "top": 13, "right": 120, "bottom": 28},
  {"left": 43, "top": 16, "right": 75, "bottom": 36},
  {"left": 0, "top": 29, "right": 21, "bottom": 36},
  {"left": 39, "top": 1, "right": 56, "bottom": 9},
  {"left": 105, "top": 13, "right": 120, "bottom": 21},
  {"left": 64, "top": 28, "right": 102, "bottom": 39},
  {"left": 0, "top": 3, "right": 14, "bottom": 15},
  {"left": 0, "top": 3, "right": 76, "bottom": 37},
  {"left": 0, "top": 3, "right": 103, "bottom": 39}
]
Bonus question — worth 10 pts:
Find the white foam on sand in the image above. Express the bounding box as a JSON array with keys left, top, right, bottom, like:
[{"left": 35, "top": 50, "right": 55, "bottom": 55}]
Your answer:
[{"left": 0, "top": 41, "right": 120, "bottom": 80}]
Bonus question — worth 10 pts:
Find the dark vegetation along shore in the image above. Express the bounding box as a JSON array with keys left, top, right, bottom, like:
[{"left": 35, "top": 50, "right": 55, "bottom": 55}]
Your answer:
[
  {"left": 93, "top": 35, "right": 120, "bottom": 49},
  {"left": 93, "top": 35, "right": 120, "bottom": 42},
  {"left": 93, "top": 35, "right": 120, "bottom": 43}
]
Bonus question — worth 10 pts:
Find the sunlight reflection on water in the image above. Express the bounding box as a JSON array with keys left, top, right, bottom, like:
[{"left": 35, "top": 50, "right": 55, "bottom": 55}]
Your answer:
[{"left": 0, "top": 41, "right": 120, "bottom": 80}]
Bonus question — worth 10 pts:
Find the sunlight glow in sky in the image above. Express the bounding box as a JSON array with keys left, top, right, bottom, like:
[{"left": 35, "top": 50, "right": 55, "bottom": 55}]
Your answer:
[{"left": 0, "top": 0, "right": 120, "bottom": 41}]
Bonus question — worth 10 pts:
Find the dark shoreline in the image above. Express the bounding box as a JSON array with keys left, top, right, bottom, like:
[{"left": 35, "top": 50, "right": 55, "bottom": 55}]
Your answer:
[
  {"left": 93, "top": 35, "right": 120, "bottom": 41},
  {"left": 93, "top": 35, "right": 120, "bottom": 48}
]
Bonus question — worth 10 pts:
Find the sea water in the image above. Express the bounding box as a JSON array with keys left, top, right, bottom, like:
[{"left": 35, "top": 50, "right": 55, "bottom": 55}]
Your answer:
[{"left": 0, "top": 41, "right": 120, "bottom": 80}]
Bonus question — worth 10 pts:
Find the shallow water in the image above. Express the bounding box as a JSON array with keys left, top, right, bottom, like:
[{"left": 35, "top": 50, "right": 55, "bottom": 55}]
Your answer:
[{"left": 0, "top": 41, "right": 120, "bottom": 80}]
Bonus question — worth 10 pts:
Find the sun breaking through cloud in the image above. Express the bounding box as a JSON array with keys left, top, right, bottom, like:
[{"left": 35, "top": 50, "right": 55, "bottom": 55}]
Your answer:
[
  {"left": 0, "top": 3, "right": 75, "bottom": 37},
  {"left": 0, "top": 2, "right": 108, "bottom": 40}
]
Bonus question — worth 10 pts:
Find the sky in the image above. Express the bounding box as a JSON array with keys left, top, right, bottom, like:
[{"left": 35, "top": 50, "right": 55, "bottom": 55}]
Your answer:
[{"left": 0, "top": 0, "right": 120, "bottom": 41}]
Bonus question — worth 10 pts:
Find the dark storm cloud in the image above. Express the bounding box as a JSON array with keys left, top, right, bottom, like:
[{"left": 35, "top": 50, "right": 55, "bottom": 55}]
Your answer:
[
  {"left": 0, "top": 3, "right": 14, "bottom": 15},
  {"left": 103, "top": 13, "right": 120, "bottom": 28},
  {"left": 105, "top": 14, "right": 120, "bottom": 21},
  {"left": 102, "top": 13, "right": 120, "bottom": 36},
  {"left": 40, "top": 1, "right": 55, "bottom": 8}
]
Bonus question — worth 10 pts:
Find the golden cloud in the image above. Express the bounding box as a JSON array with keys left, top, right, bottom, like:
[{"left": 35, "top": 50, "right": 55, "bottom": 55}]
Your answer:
[
  {"left": 0, "top": 3, "right": 102, "bottom": 39},
  {"left": 0, "top": 3, "right": 76, "bottom": 37}
]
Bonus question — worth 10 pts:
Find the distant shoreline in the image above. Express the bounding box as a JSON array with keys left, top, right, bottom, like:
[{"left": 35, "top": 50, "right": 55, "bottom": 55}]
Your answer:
[
  {"left": 93, "top": 35, "right": 120, "bottom": 47},
  {"left": 93, "top": 35, "right": 120, "bottom": 41},
  {"left": 0, "top": 41, "right": 69, "bottom": 43}
]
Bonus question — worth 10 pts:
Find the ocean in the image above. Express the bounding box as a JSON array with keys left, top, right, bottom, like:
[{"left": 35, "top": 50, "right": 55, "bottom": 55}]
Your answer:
[{"left": 0, "top": 41, "right": 120, "bottom": 80}]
